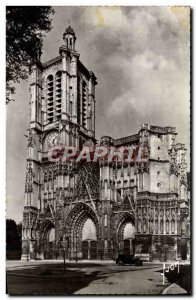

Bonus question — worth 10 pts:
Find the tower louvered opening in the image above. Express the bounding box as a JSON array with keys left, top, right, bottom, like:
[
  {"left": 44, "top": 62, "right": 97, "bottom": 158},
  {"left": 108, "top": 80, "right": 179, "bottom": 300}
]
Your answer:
[
  {"left": 55, "top": 71, "right": 62, "bottom": 121},
  {"left": 82, "top": 81, "right": 87, "bottom": 128},
  {"left": 47, "top": 75, "right": 54, "bottom": 123}
]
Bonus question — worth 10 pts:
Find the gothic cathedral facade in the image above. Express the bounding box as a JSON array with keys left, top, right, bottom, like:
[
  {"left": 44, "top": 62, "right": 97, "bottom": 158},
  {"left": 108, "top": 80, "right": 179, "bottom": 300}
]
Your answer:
[{"left": 22, "top": 26, "right": 190, "bottom": 261}]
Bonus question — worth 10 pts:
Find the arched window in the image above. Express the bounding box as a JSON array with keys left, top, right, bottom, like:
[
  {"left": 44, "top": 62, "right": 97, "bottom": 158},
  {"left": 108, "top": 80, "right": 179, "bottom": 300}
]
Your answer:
[
  {"left": 155, "top": 219, "right": 158, "bottom": 234},
  {"left": 181, "top": 220, "right": 186, "bottom": 234},
  {"left": 143, "top": 219, "right": 147, "bottom": 233},
  {"left": 187, "top": 223, "right": 190, "bottom": 235},
  {"left": 150, "top": 219, "right": 154, "bottom": 234},
  {"left": 104, "top": 214, "right": 107, "bottom": 227},
  {"left": 47, "top": 75, "right": 54, "bottom": 123},
  {"left": 160, "top": 219, "right": 164, "bottom": 234},
  {"left": 166, "top": 219, "right": 169, "bottom": 234},
  {"left": 69, "top": 134, "right": 73, "bottom": 146},
  {"left": 55, "top": 71, "right": 62, "bottom": 120},
  {"left": 69, "top": 100, "right": 73, "bottom": 116},
  {"left": 171, "top": 219, "right": 175, "bottom": 234},
  {"left": 137, "top": 219, "right": 141, "bottom": 232}
]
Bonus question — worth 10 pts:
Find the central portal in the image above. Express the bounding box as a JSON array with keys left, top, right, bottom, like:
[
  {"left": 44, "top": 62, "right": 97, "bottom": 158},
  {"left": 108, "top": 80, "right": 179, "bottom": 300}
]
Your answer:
[
  {"left": 81, "top": 218, "right": 97, "bottom": 259},
  {"left": 65, "top": 202, "right": 99, "bottom": 260},
  {"left": 117, "top": 214, "right": 136, "bottom": 256}
]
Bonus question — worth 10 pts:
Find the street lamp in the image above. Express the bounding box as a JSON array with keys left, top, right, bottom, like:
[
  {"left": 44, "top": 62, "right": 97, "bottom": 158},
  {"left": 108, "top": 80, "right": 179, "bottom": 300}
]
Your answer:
[
  {"left": 62, "top": 235, "right": 67, "bottom": 274},
  {"left": 75, "top": 235, "right": 78, "bottom": 262}
]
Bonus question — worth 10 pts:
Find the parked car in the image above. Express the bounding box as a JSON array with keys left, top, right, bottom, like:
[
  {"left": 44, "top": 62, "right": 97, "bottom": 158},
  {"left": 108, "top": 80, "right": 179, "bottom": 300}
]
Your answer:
[{"left": 116, "top": 254, "right": 143, "bottom": 266}]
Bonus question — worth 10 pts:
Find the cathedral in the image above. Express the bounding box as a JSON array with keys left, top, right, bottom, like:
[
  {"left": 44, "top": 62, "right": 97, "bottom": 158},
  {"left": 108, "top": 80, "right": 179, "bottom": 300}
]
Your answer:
[{"left": 22, "top": 26, "right": 190, "bottom": 262}]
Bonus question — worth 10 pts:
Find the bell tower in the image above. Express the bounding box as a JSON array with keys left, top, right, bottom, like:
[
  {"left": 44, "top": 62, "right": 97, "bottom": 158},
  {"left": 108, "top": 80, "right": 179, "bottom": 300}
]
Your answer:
[
  {"left": 63, "top": 24, "right": 76, "bottom": 51},
  {"left": 22, "top": 25, "right": 98, "bottom": 260}
]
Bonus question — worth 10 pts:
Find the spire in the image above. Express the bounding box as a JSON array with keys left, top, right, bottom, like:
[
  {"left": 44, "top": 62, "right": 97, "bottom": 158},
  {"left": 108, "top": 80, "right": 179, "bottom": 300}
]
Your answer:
[{"left": 63, "top": 23, "right": 76, "bottom": 51}]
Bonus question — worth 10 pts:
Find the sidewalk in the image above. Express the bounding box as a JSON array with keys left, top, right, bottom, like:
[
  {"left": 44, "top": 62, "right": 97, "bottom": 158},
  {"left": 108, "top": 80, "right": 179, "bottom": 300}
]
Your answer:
[
  {"left": 6, "top": 259, "right": 115, "bottom": 270},
  {"left": 162, "top": 283, "right": 187, "bottom": 295}
]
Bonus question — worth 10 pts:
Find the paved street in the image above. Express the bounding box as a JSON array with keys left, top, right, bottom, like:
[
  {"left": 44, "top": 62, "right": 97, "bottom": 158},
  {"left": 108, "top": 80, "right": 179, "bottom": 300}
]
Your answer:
[{"left": 6, "top": 260, "right": 189, "bottom": 295}]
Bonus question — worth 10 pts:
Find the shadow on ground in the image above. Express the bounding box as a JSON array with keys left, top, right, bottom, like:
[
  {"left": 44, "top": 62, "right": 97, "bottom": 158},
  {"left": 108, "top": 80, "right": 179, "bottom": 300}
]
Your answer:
[
  {"left": 7, "top": 263, "right": 104, "bottom": 295},
  {"left": 157, "top": 265, "right": 191, "bottom": 294}
]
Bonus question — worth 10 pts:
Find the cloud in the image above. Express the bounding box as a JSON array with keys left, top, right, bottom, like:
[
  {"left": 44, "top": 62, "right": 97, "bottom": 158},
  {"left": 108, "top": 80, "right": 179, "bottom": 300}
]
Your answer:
[
  {"left": 79, "top": 6, "right": 190, "bottom": 137},
  {"left": 107, "top": 92, "right": 136, "bottom": 115},
  {"left": 83, "top": 7, "right": 128, "bottom": 29},
  {"left": 6, "top": 7, "right": 190, "bottom": 222}
]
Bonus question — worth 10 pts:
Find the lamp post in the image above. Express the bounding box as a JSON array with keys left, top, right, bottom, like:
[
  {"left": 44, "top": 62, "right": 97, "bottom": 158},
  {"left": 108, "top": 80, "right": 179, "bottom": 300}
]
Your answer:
[
  {"left": 75, "top": 235, "right": 78, "bottom": 262},
  {"left": 62, "top": 235, "right": 67, "bottom": 274},
  {"left": 63, "top": 246, "right": 66, "bottom": 273}
]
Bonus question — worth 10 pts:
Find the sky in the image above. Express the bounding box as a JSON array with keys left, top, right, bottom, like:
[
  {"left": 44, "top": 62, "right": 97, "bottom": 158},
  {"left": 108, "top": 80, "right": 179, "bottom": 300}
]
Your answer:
[{"left": 6, "top": 6, "right": 190, "bottom": 223}]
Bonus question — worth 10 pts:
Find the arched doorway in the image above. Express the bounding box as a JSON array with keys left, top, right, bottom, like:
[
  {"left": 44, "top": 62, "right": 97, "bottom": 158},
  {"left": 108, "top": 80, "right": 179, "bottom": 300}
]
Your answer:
[
  {"left": 65, "top": 202, "right": 99, "bottom": 260},
  {"left": 40, "top": 221, "right": 56, "bottom": 259},
  {"left": 45, "top": 228, "right": 55, "bottom": 259},
  {"left": 117, "top": 213, "right": 136, "bottom": 256},
  {"left": 82, "top": 218, "right": 97, "bottom": 259}
]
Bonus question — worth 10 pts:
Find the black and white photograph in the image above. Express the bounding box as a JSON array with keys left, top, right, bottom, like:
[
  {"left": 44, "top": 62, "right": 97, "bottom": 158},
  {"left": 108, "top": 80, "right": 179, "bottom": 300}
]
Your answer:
[{"left": 6, "top": 5, "right": 191, "bottom": 295}]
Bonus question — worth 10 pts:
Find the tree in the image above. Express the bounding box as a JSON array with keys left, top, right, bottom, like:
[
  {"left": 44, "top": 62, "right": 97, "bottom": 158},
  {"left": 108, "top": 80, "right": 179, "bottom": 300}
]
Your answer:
[
  {"left": 6, "top": 219, "right": 21, "bottom": 259},
  {"left": 17, "top": 222, "right": 22, "bottom": 241},
  {"left": 6, "top": 6, "right": 54, "bottom": 104}
]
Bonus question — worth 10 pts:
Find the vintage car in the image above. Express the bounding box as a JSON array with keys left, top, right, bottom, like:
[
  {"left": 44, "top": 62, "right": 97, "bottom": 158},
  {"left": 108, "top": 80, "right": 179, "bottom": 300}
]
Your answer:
[{"left": 116, "top": 254, "right": 143, "bottom": 266}]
